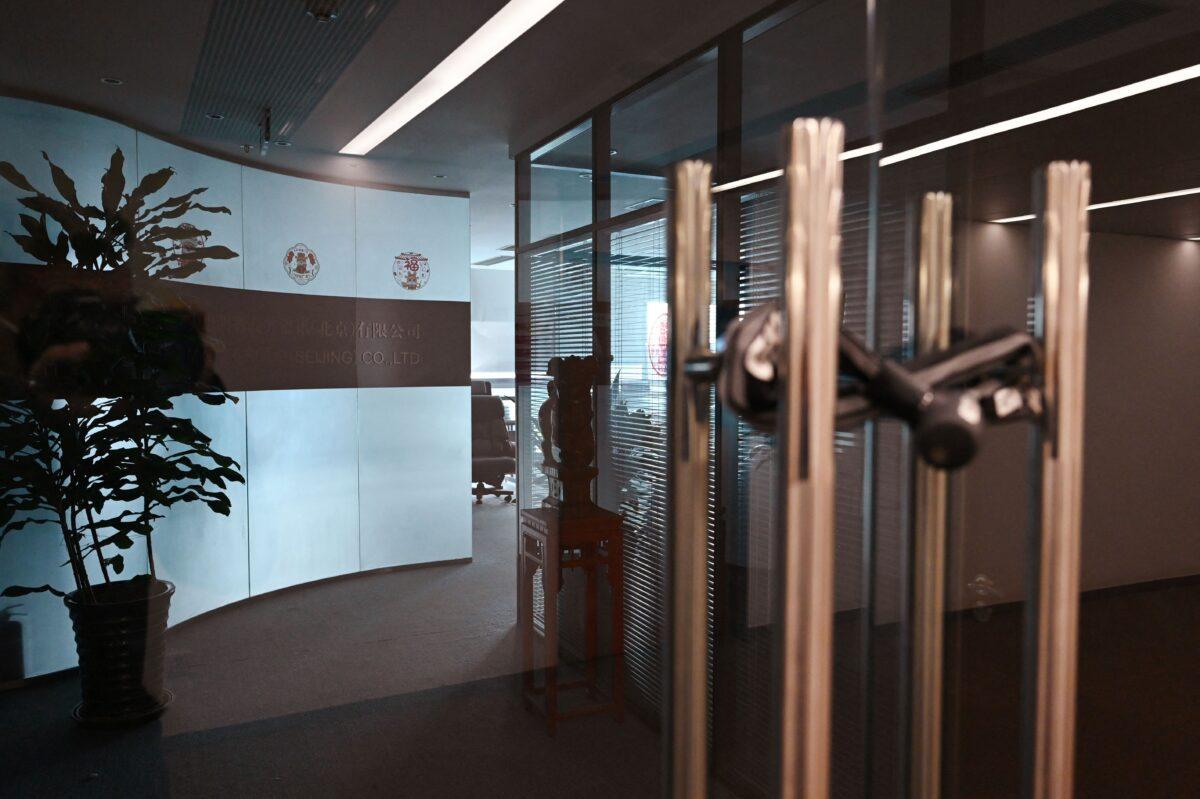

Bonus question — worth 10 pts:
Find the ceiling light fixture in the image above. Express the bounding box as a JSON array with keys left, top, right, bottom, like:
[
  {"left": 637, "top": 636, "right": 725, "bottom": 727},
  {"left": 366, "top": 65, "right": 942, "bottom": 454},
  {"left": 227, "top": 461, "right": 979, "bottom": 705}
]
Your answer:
[
  {"left": 991, "top": 185, "right": 1200, "bottom": 223},
  {"left": 880, "top": 62, "right": 1200, "bottom": 167},
  {"left": 307, "top": 8, "right": 339, "bottom": 23},
  {"left": 715, "top": 62, "right": 1200, "bottom": 195},
  {"left": 206, "top": 112, "right": 225, "bottom": 120},
  {"left": 340, "top": 0, "right": 566, "bottom": 155},
  {"left": 712, "top": 142, "right": 883, "bottom": 194},
  {"left": 434, "top": 174, "right": 447, "bottom": 179},
  {"left": 275, "top": 140, "right": 292, "bottom": 147},
  {"left": 100, "top": 77, "right": 123, "bottom": 86}
]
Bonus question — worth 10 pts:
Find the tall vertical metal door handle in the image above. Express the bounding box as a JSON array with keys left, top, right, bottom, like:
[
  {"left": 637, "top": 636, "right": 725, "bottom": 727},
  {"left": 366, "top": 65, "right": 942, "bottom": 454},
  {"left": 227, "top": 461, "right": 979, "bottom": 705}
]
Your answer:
[
  {"left": 776, "top": 117, "right": 844, "bottom": 799},
  {"left": 666, "top": 159, "right": 713, "bottom": 799}
]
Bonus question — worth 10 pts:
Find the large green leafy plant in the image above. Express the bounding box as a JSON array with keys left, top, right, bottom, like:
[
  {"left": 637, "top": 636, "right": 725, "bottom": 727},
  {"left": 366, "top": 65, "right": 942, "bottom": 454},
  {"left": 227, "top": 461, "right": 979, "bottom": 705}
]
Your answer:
[{"left": 0, "top": 149, "right": 244, "bottom": 601}]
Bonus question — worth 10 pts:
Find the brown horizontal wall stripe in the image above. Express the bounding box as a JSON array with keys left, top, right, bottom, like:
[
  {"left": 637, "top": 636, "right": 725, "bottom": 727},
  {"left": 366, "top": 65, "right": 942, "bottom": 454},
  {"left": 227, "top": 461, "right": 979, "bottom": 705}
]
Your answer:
[{"left": 0, "top": 262, "right": 470, "bottom": 392}]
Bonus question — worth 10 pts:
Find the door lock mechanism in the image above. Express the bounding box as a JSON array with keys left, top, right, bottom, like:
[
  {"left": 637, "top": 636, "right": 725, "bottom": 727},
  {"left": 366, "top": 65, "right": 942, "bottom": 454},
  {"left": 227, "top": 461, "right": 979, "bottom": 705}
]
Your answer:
[{"left": 686, "top": 301, "right": 1043, "bottom": 470}]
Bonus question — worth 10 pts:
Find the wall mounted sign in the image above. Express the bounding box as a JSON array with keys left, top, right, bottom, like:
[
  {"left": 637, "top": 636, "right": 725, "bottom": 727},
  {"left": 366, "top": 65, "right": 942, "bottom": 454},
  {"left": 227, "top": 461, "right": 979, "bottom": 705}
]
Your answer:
[
  {"left": 393, "top": 251, "right": 430, "bottom": 291},
  {"left": 647, "top": 302, "right": 669, "bottom": 377},
  {"left": 0, "top": 262, "right": 469, "bottom": 392},
  {"left": 284, "top": 243, "right": 320, "bottom": 285}
]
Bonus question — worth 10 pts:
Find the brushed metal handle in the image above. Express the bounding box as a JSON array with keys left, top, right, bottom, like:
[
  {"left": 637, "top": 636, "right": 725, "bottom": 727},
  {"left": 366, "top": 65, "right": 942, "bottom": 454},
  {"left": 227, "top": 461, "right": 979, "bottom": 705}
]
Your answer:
[
  {"left": 776, "top": 117, "right": 844, "bottom": 799},
  {"left": 1031, "top": 160, "right": 1091, "bottom": 799},
  {"left": 911, "top": 191, "right": 954, "bottom": 799},
  {"left": 666, "top": 159, "right": 713, "bottom": 799}
]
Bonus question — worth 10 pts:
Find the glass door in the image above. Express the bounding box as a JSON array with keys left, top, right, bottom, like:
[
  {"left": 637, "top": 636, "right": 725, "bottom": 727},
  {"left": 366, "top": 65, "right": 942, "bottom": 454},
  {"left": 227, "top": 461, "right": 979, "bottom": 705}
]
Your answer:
[{"left": 876, "top": 2, "right": 1200, "bottom": 796}]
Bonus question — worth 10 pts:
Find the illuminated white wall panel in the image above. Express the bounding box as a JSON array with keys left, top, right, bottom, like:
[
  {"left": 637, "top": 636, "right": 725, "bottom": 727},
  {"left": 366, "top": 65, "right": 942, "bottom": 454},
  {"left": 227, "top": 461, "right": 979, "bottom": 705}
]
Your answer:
[
  {"left": 355, "top": 187, "right": 470, "bottom": 302},
  {"left": 0, "top": 98, "right": 472, "bottom": 681},
  {"left": 357, "top": 386, "right": 471, "bottom": 570},
  {"left": 154, "top": 393, "right": 251, "bottom": 623},
  {"left": 135, "top": 134, "right": 245, "bottom": 289},
  {"left": 0, "top": 97, "right": 136, "bottom": 265},
  {"left": 242, "top": 168, "right": 356, "bottom": 297},
  {"left": 246, "top": 389, "right": 361, "bottom": 595},
  {"left": 0, "top": 520, "right": 78, "bottom": 678}
]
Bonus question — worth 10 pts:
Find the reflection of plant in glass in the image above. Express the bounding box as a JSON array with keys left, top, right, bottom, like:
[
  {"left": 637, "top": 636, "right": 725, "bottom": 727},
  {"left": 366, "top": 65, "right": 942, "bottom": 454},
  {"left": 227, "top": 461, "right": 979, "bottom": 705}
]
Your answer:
[
  {"left": 0, "top": 149, "right": 243, "bottom": 602},
  {"left": 0, "top": 149, "right": 236, "bottom": 277}
]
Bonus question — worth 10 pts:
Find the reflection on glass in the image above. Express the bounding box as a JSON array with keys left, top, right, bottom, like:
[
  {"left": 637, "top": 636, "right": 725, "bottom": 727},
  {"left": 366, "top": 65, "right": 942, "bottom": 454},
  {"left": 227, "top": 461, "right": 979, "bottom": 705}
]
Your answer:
[
  {"left": 529, "top": 121, "right": 593, "bottom": 244},
  {"left": 610, "top": 49, "right": 717, "bottom": 217}
]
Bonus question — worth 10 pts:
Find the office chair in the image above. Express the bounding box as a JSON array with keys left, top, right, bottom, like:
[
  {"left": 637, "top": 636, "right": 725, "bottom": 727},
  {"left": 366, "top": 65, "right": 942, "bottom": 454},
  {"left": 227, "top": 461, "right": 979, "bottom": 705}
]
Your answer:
[{"left": 471, "top": 394, "right": 516, "bottom": 503}]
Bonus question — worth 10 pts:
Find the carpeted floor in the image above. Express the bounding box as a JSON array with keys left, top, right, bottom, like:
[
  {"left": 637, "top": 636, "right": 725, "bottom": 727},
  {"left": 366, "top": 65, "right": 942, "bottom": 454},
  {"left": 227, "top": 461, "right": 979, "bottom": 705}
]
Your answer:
[{"left": 0, "top": 498, "right": 661, "bottom": 798}]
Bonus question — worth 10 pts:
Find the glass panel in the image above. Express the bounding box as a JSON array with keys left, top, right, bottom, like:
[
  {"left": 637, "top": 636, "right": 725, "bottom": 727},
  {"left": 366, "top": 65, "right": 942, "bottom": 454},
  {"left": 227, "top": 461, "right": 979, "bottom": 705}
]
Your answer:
[
  {"left": 880, "top": 1, "right": 1200, "bottom": 796},
  {"left": 528, "top": 120, "right": 593, "bottom": 245},
  {"left": 715, "top": 2, "right": 885, "bottom": 797},
  {"left": 742, "top": 1, "right": 871, "bottom": 175},
  {"left": 609, "top": 50, "right": 717, "bottom": 217}
]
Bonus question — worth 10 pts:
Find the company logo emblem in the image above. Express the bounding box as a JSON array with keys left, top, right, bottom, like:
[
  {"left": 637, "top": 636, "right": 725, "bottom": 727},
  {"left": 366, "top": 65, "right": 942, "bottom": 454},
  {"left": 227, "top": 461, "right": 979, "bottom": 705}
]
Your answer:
[
  {"left": 283, "top": 243, "right": 320, "bottom": 285},
  {"left": 166, "top": 222, "right": 208, "bottom": 268},
  {"left": 393, "top": 251, "right": 430, "bottom": 291},
  {"left": 647, "top": 311, "right": 669, "bottom": 377}
]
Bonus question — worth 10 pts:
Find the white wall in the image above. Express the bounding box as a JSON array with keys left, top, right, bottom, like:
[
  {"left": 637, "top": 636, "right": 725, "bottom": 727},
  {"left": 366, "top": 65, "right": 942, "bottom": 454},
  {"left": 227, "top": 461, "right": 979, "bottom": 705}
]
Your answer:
[
  {"left": 470, "top": 267, "right": 515, "bottom": 378},
  {"left": 0, "top": 97, "right": 472, "bottom": 678}
]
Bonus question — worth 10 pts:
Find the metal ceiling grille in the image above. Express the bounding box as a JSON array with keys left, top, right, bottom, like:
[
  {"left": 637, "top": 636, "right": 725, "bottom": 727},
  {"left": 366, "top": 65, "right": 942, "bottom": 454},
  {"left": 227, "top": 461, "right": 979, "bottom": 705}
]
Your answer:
[{"left": 181, "top": 0, "right": 399, "bottom": 144}]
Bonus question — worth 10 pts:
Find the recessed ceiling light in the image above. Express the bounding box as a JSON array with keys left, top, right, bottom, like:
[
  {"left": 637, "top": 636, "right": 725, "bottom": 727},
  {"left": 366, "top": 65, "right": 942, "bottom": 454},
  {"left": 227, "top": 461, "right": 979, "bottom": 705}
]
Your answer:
[
  {"left": 306, "top": 6, "right": 339, "bottom": 22},
  {"left": 206, "top": 112, "right": 225, "bottom": 120},
  {"left": 275, "top": 140, "right": 292, "bottom": 147},
  {"left": 434, "top": 174, "right": 447, "bottom": 179},
  {"left": 340, "top": 0, "right": 566, "bottom": 155},
  {"left": 100, "top": 77, "right": 123, "bottom": 86}
]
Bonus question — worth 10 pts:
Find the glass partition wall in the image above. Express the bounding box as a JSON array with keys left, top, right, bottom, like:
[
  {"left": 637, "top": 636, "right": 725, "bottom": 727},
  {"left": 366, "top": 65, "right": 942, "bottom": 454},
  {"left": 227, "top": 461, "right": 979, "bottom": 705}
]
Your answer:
[{"left": 518, "top": 0, "right": 1200, "bottom": 797}]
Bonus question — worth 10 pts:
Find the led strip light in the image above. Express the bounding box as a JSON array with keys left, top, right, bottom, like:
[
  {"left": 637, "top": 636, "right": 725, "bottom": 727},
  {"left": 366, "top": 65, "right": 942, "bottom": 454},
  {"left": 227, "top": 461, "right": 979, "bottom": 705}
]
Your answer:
[
  {"left": 342, "top": 0, "right": 566, "bottom": 155},
  {"left": 991, "top": 185, "right": 1200, "bottom": 223},
  {"left": 714, "top": 62, "right": 1200, "bottom": 196}
]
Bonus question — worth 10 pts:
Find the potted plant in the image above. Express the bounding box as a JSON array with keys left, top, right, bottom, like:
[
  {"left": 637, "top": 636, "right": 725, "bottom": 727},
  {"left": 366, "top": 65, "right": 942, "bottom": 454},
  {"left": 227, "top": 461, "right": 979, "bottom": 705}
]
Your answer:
[{"left": 0, "top": 149, "right": 244, "bottom": 724}]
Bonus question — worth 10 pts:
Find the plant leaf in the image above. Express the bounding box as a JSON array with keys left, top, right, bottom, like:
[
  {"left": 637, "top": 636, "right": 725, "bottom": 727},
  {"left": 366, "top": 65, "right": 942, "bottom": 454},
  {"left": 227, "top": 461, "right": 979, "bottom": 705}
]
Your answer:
[
  {"left": 41, "top": 151, "right": 82, "bottom": 209},
  {"left": 0, "top": 161, "right": 35, "bottom": 192},
  {"left": 101, "top": 148, "right": 125, "bottom": 217},
  {"left": 2, "top": 584, "right": 67, "bottom": 598}
]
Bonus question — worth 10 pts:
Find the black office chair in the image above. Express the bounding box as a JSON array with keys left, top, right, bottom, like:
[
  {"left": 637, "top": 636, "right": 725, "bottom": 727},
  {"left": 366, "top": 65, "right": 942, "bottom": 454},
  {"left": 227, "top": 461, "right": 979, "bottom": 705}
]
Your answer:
[{"left": 471, "top": 394, "right": 515, "bottom": 503}]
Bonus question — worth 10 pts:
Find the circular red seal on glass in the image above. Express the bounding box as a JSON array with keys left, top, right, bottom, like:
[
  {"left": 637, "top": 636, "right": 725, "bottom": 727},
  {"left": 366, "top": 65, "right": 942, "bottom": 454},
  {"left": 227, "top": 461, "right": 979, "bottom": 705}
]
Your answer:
[
  {"left": 393, "top": 252, "right": 430, "bottom": 291},
  {"left": 648, "top": 311, "right": 669, "bottom": 376},
  {"left": 283, "top": 243, "right": 320, "bottom": 285}
]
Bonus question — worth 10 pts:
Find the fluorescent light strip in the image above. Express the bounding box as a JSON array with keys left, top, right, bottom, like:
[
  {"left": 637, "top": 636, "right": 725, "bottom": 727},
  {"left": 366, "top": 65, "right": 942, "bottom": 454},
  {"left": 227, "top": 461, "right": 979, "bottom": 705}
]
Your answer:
[
  {"left": 991, "top": 185, "right": 1200, "bottom": 223},
  {"left": 1088, "top": 185, "right": 1200, "bottom": 210},
  {"left": 341, "top": 0, "right": 565, "bottom": 155},
  {"left": 712, "top": 142, "right": 882, "bottom": 194},
  {"left": 716, "top": 62, "right": 1200, "bottom": 194},
  {"left": 880, "top": 62, "right": 1200, "bottom": 166}
]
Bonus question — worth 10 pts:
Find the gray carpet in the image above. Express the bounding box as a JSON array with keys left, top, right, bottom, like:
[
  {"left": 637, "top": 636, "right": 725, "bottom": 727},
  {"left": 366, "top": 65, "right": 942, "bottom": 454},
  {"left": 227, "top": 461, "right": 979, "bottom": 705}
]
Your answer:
[{"left": 0, "top": 499, "right": 661, "bottom": 798}]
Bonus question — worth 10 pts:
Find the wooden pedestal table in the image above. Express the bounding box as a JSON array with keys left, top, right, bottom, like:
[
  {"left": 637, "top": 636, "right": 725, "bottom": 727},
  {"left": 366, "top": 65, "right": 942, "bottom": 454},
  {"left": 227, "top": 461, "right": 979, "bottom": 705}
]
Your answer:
[{"left": 518, "top": 506, "right": 625, "bottom": 735}]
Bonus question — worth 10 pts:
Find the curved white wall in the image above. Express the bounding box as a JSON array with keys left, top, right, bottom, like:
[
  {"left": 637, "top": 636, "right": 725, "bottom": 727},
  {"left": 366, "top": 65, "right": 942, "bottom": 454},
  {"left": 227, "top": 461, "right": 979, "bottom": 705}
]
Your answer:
[{"left": 0, "top": 97, "right": 472, "bottom": 679}]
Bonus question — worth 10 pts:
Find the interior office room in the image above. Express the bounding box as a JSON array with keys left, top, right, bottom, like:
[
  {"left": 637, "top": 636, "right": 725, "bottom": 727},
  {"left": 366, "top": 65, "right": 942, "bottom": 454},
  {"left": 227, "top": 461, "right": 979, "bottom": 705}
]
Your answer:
[{"left": 0, "top": 1, "right": 1198, "bottom": 797}]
